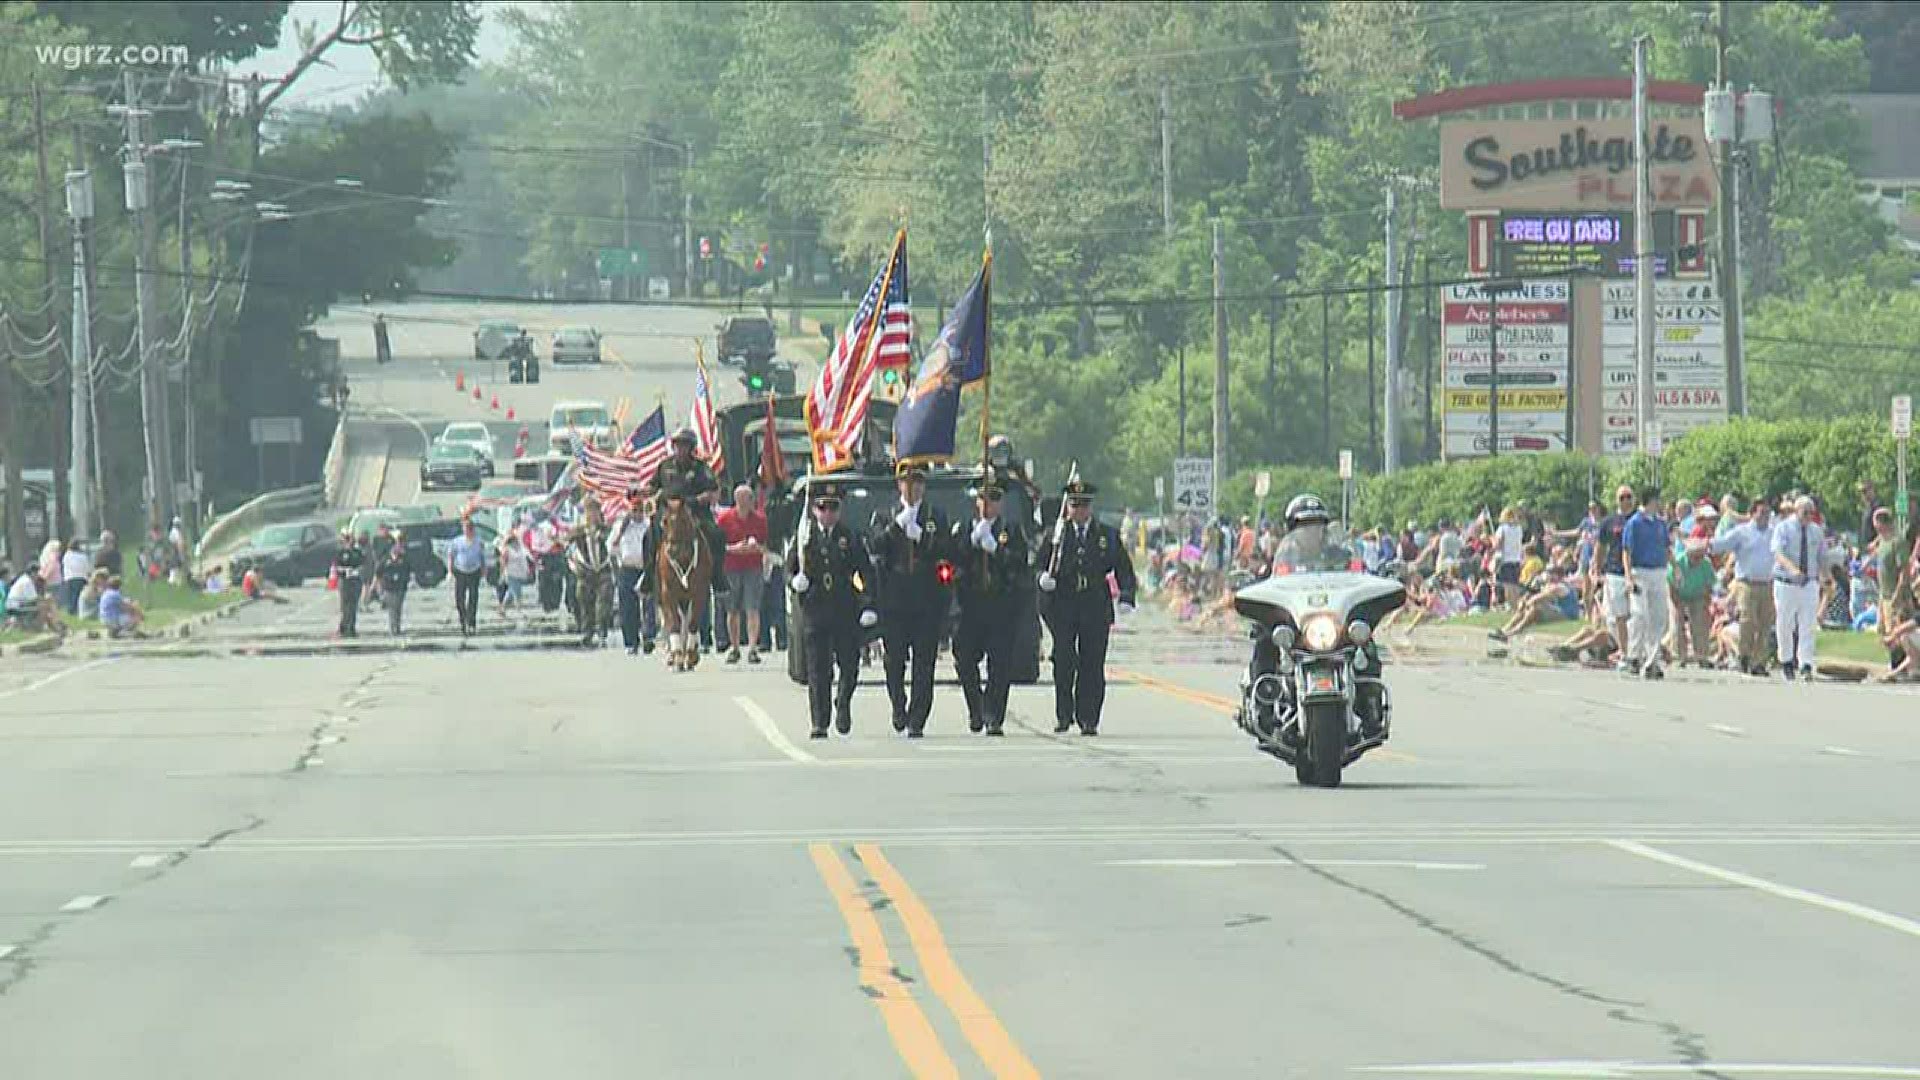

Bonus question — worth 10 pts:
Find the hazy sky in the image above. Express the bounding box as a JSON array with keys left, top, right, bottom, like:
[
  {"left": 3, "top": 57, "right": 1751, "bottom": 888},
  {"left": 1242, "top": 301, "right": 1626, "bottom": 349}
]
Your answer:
[{"left": 229, "top": 1, "right": 532, "bottom": 111}]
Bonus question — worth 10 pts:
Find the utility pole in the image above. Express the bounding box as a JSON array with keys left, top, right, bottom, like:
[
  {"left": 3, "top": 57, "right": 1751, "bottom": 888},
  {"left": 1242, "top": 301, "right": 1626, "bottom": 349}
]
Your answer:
[
  {"left": 66, "top": 169, "right": 95, "bottom": 541},
  {"left": 76, "top": 125, "right": 104, "bottom": 513},
  {"left": 1632, "top": 35, "right": 1657, "bottom": 456},
  {"left": 684, "top": 146, "right": 695, "bottom": 300},
  {"left": 1383, "top": 184, "right": 1401, "bottom": 474},
  {"left": 1487, "top": 282, "right": 1502, "bottom": 459},
  {"left": 118, "top": 69, "right": 178, "bottom": 531},
  {"left": 1159, "top": 83, "right": 1174, "bottom": 241},
  {"left": 177, "top": 148, "right": 199, "bottom": 527},
  {"left": 620, "top": 149, "right": 633, "bottom": 302},
  {"left": 32, "top": 79, "right": 71, "bottom": 539},
  {"left": 1713, "top": 0, "right": 1747, "bottom": 417},
  {"left": 1211, "top": 218, "right": 1228, "bottom": 498}
]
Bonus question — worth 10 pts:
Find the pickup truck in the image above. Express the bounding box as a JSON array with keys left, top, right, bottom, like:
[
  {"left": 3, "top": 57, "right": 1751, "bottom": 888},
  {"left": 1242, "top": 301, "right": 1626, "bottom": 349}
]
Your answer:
[{"left": 548, "top": 400, "right": 616, "bottom": 455}]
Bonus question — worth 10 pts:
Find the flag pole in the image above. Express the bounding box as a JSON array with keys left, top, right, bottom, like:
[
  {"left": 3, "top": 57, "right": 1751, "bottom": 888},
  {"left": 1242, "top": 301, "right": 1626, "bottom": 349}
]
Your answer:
[{"left": 978, "top": 243, "right": 993, "bottom": 471}]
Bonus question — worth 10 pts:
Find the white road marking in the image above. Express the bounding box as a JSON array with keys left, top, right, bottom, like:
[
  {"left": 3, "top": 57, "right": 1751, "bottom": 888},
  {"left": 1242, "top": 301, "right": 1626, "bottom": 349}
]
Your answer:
[
  {"left": 1821, "top": 745, "right": 1864, "bottom": 757},
  {"left": 1708, "top": 723, "right": 1747, "bottom": 737},
  {"left": 1608, "top": 839, "right": 1920, "bottom": 941},
  {"left": 0, "top": 658, "right": 116, "bottom": 702},
  {"left": 1356, "top": 1063, "right": 1920, "bottom": 1077},
  {"left": 734, "top": 696, "right": 817, "bottom": 764},
  {"left": 59, "top": 895, "right": 107, "bottom": 912},
  {"left": 1108, "top": 858, "right": 1485, "bottom": 871},
  {"left": 128, "top": 854, "right": 170, "bottom": 869}
]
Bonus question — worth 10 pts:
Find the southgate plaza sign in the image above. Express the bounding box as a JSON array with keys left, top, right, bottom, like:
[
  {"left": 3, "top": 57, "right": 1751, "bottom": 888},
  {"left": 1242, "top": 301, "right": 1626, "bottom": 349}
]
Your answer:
[{"left": 1440, "top": 118, "right": 1716, "bottom": 211}]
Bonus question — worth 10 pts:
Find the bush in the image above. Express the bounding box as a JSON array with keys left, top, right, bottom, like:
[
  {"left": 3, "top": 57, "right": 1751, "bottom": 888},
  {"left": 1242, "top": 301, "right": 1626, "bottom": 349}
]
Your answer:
[{"left": 1206, "top": 414, "right": 1898, "bottom": 532}]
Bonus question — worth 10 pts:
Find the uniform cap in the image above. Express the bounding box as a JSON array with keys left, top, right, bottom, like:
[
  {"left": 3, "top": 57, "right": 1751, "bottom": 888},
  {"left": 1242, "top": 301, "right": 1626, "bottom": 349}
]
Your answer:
[
  {"left": 1063, "top": 478, "right": 1098, "bottom": 501},
  {"left": 974, "top": 480, "right": 1005, "bottom": 500},
  {"left": 670, "top": 428, "right": 698, "bottom": 446},
  {"left": 895, "top": 462, "right": 928, "bottom": 481}
]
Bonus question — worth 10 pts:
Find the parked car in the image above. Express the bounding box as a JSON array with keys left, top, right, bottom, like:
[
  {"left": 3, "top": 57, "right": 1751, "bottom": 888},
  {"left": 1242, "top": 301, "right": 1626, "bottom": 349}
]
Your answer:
[
  {"left": 402, "top": 516, "right": 502, "bottom": 588},
  {"left": 346, "top": 505, "right": 438, "bottom": 542},
  {"left": 513, "top": 453, "right": 573, "bottom": 491},
  {"left": 551, "top": 326, "right": 602, "bottom": 365},
  {"left": 437, "top": 422, "right": 497, "bottom": 475},
  {"left": 420, "top": 442, "right": 488, "bottom": 491},
  {"left": 548, "top": 400, "right": 616, "bottom": 454},
  {"left": 228, "top": 521, "right": 339, "bottom": 587}
]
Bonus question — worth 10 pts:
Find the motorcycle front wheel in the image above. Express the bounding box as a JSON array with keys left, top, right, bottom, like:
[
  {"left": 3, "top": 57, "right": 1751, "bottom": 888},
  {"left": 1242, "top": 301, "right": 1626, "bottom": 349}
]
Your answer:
[{"left": 1299, "top": 700, "right": 1347, "bottom": 788}]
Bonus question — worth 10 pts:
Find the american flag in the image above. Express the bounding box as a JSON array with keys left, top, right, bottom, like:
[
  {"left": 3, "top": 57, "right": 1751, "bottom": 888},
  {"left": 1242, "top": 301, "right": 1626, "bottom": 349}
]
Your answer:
[
  {"left": 691, "top": 355, "right": 724, "bottom": 473},
  {"left": 807, "top": 229, "right": 910, "bottom": 472},
  {"left": 575, "top": 404, "right": 668, "bottom": 522}
]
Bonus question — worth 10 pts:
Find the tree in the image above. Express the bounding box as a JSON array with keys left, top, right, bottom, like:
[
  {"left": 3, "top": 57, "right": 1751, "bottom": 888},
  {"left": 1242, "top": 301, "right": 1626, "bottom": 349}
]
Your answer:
[{"left": 1831, "top": 1, "right": 1920, "bottom": 92}]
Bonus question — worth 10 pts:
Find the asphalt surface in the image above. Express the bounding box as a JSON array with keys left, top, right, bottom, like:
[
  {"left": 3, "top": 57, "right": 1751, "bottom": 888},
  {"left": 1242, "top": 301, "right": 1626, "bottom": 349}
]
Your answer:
[
  {"left": 317, "top": 299, "right": 806, "bottom": 518},
  {"left": 5, "top": 579, "right": 1920, "bottom": 1079}
]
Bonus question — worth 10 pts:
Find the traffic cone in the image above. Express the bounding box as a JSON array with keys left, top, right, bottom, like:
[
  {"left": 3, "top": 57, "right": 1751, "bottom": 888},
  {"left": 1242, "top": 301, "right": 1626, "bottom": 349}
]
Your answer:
[
  {"left": 455, "top": 371, "right": 465, "bottom": 391},
  {"left": 490, "top": 394, "right": 500, "bottom": 411},
  {"left": 505, "top": 406, "right": 515, "bottom": 421},
  {"left": 472, "top": 385, "right": 482, "bottom": 401},
  {"left": 327, "top": 566, "right": 339, "bottom": 591}
]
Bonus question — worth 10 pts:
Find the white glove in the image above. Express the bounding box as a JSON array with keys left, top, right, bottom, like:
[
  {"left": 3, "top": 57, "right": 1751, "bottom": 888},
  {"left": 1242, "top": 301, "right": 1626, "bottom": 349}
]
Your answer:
[
  {"left": 859, "top": 609, "right": 878, "bottom": 628},
  {"left": 1117, "top": 600, "right": 1135, "bottom": 616},
  {"left": 1038, "top": 571, "right": 1057, "bottom": 592},
  {"left": 905, "top": 520, "right": 923, "bottom": 542},
  {"left": 895, "top": 508, "right": 915, "bottom": 530},
  {"left": 790, "top": 572, "right": 810, "bottom": 593},
  {"left": 978, "top": 532, "right": 999, "bottom": 554}
]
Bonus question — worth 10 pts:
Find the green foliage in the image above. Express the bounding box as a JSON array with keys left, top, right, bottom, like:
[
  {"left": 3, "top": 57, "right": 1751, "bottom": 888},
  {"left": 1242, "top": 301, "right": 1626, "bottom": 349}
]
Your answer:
[{"left": 1746, "top": 276, "right": 1920, "bottom": 419}]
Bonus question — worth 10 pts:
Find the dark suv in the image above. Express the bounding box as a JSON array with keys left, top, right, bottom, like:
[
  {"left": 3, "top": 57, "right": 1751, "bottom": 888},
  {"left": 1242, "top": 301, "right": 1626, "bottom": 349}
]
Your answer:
[
  {"left": 776, "top": 465, "right": 1043, "bottom": 687},
  {"left": 716, "top": 316, "right": 776, "bottom": 366}
]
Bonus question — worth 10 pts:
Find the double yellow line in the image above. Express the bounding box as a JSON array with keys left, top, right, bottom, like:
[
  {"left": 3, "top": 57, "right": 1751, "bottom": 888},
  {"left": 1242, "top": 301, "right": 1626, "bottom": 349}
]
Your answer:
[{"left": 809, "top": 843, "right": 1039, "bottom": 1079}]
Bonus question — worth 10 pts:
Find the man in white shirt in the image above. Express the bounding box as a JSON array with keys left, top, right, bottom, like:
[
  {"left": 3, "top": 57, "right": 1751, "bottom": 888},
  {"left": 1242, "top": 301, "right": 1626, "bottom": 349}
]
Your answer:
[
  {"left": 609, "top": 486, "right": 657, "bottom": 655},
  {"left": 1770, "top": 495, "right": 1824, "bottom": 680},
  {"left": 5, "top": 567, "right": 63, "bottom": 636}
]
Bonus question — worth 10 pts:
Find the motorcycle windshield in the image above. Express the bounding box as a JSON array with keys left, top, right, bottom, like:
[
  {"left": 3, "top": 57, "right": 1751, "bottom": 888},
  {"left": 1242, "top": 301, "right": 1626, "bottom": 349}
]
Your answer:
[{"left": 1270, "top": 526, "right": 1363, "bottom": 575}]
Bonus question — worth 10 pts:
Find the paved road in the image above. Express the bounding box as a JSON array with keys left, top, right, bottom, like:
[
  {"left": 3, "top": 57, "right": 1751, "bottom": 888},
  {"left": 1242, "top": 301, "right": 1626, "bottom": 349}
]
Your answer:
[
  {"left": 4, "top": 591, "right": 1920, "bottom": 1078},
  {"left": 320, "top": 299, "right": 803, "bottom": 520}
]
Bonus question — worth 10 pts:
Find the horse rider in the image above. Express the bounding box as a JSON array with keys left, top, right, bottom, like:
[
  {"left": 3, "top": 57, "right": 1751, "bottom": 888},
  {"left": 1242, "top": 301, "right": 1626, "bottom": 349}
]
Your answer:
[
  {"left": 644, "top": 428, "right": 730, "bottom": 597},
  {"left": 567, "top": 498, "right": 614, "bottom": 647},
  {"left": 1034, "top": 478, "right": 1138, "bottom": 735},
  {"left": 869, "top": 462, "right": 953, "bottom": 737},
  {"left": 787, "top": 480, "right": 879, "bottom": 738},
  {"left": 951, "top": 478, "right": 1030, "bottom": 736}
]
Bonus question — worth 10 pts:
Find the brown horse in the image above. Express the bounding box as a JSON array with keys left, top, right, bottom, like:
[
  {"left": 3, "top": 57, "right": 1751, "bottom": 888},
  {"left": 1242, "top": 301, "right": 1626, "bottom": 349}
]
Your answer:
[{"left": 655, "top": 494, "right": 713, "bottom": 672}]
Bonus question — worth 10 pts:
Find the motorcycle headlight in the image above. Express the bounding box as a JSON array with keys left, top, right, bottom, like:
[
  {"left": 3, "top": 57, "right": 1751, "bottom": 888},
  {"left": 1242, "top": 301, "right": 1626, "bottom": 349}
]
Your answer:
[
  {"left": 1269, "top": 624, "right": 1296, "bottom": 651},
  {"left": 1347, "top": 619, "right": 1372, "bottom": 645},
  {"left": 1300, "top": 612, "right": 1341, "bottom": 652}
]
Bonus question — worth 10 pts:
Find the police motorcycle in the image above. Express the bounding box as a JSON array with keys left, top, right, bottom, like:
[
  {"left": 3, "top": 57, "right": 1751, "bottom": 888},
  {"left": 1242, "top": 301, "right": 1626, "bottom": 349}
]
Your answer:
[{"left": 1231, "top": 495, "right": 1406, "bottom": 787}]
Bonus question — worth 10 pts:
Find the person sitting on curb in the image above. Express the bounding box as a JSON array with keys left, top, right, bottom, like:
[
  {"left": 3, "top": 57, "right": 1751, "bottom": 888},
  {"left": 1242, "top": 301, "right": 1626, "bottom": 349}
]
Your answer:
[
  {"left": 4, "top": 564, "right": 66, "bottom": 638},
  {"left": 98, "top": 576, "right": 146, "bottom": 639},
  {"left": 1489, "top": 564, "right": 1580, "bottom": 644},
  {"left": 77, "top": 568, "right": 110, "bottom": 620}
]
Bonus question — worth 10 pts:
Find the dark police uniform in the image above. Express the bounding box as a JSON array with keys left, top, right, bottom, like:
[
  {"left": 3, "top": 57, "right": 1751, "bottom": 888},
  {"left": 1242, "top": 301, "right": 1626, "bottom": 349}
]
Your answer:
[
  {"left": 869, "top": 463, "right": 953, "bottom": 736},
  {"left": 787, "top": 483, "right": 876, "bottom": 737},
  {"left": 1032, "top": 479, "right": 1137, "bottom": 735},
  {"left": 331, "top": 536, "right": 366, "bottom": 638},
  {"left": 951, "top": 482, "right": 1030, "bottom": 736},
  {"left": 646, "top": 440, "right": 731, "bottom": 595}
]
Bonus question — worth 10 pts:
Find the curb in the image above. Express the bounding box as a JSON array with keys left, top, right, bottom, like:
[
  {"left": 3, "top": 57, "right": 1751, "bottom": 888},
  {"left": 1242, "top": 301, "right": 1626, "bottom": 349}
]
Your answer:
[
  {"left": 0, "top": 633, "right": 63, "bottom": 657},
  {"left": 56, "top": 597, "right": 256, "bottom": 654}
]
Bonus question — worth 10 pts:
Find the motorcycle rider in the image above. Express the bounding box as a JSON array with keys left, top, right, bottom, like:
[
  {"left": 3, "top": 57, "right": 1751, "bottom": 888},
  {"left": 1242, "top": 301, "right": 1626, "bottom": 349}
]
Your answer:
[{"left": 1244, "top": 494, "right": 1386, "bottom": 740}]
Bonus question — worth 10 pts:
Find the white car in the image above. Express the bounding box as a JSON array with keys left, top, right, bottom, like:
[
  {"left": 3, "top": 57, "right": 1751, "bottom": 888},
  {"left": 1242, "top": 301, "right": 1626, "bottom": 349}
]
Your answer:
[
  {"left": 437, "top": 421, "right": 497, "bottom": 475},
  {"left": 549, "top": 400, "right": 616, "bottom": 454}
]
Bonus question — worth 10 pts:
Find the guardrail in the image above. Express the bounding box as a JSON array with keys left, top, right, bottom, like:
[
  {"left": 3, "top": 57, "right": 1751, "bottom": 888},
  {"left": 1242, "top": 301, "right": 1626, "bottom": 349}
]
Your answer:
[
  {"left": 322, "top": 407, "right": 350, "bottom": 507},
  {"left": 194, "top": 483, "right": 325, "bottom": 566}
]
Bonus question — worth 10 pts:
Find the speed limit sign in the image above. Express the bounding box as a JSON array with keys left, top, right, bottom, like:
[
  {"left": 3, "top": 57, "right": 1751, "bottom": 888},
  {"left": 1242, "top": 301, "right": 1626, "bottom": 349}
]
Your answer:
[{"left": 1173, "top": 457, "right": 1214, "bottom": 514}]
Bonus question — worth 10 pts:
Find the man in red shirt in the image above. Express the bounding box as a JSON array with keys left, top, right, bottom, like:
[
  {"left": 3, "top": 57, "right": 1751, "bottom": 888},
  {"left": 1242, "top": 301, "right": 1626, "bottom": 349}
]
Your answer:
[{"left": 716, "top": 483, "right": 770, "bottom": 664}]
